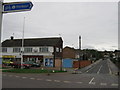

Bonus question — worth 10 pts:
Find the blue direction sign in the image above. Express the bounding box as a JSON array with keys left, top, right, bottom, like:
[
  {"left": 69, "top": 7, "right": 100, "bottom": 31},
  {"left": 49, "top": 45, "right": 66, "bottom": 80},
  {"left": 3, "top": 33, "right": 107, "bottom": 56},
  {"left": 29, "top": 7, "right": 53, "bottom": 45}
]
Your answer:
[{"left": 3, "top": 1, "right": 33, "bottom": 13}]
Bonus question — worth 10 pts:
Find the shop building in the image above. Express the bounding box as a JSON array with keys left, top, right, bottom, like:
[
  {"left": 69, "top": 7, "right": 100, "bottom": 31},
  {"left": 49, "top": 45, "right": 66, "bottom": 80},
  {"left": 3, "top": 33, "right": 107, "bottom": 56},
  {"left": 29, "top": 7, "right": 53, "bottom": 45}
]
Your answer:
[{"left": 2, "top": 37, "right": 63, "bottom": 67}]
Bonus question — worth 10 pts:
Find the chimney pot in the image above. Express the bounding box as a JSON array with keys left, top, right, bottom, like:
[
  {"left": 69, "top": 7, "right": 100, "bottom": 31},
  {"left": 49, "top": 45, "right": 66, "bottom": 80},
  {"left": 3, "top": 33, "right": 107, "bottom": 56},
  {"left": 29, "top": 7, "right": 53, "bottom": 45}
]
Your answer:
[{"left": 10, "top": 36, "right": 14, "bottom": 40}]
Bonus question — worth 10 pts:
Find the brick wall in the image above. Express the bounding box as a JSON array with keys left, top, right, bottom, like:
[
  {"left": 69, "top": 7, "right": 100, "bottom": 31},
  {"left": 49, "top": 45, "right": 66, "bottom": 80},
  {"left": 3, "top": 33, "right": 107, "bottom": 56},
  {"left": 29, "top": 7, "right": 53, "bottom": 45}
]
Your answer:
[
  {"left": 63, "top": 47, "right": 75, "bottom": 59},
  {"left": 55, "top": 59, "right": 62, "bottom": 67},
  {"left": 73, "top": 60, "right": 91, "bottom": 68}
]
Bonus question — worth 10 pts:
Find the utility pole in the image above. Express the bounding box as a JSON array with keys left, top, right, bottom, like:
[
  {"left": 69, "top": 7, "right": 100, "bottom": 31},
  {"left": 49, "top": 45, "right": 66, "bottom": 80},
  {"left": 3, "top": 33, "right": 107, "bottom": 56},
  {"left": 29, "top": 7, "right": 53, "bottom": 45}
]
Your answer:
[{"left": 78, "top": 35, "right": 81, "bottom": 69}]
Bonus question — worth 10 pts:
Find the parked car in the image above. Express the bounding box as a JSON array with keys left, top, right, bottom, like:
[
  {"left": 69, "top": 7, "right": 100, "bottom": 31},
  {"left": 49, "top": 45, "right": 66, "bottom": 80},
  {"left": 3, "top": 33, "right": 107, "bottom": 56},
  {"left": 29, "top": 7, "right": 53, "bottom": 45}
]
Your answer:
[
  {"left": 2, "top": 60, "right": 13, "bottom": 66},
  {"left": 24, "top": 61, "right": 41, "bottom": 67},
  {"left": 12, "top": 62, "right": 31, "bottom": 69}
]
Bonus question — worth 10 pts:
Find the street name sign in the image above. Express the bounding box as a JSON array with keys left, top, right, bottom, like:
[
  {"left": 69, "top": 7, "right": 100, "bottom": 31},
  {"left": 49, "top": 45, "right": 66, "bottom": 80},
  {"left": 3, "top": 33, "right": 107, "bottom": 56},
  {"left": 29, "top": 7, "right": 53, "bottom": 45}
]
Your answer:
[{"left": 3, "top": 1, "right": 33, "bottom": 13}]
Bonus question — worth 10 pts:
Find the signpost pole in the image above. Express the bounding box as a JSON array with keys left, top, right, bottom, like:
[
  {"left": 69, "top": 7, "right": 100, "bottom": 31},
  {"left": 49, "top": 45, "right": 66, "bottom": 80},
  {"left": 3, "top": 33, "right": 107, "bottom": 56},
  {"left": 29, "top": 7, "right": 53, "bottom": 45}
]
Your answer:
[
  {"left": 1, "top": 1, "right": 33, "bottom": 69},
  {"left": 0, "top": 0, "right": 3, "bottom": 89},
  {"left": 0, "top": 0, "right": 3, "bottom": 52}
]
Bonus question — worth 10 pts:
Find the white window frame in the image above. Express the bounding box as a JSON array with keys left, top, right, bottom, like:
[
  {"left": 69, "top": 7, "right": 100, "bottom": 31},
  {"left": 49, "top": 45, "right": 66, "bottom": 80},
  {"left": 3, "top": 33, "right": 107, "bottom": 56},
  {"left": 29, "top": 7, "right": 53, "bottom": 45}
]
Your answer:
[
  {"left": 13, "top": 48, "right": 21, "bottom": 53},
  {"left": 56, "top": 47, "right": 59, "bottom": 52},
  {"left": 24, "top": 47, "right": 33, "bottom": 53},
  {"left": 2, "top": 47, "right": 7, "bottom": 52},
  {"left": 39, "top": 47, "right": 48, "bottom": 52}
]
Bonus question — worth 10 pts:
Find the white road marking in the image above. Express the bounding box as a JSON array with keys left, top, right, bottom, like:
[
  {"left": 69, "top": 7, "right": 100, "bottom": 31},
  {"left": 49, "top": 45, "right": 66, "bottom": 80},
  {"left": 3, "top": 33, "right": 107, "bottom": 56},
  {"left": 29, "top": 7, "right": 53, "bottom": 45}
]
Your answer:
[
  {"left": 37, "top": 78, "right": 43, "bottom": 80},
  {"left": 15, "top": 76, "right": 20, "bottom": 78},
  {"left": 76, "top": 82, "right": 83, "bottom": 84},
  {"left": 46, "top": 79, "right": 52, "bottom": 81},
  {"left": 111, "top": 84, "right": 118, "bottom": 86},
  {"left": 3, "top": 74, "right": 6, "bottom": 76},
  {"left": 9, "top": 75, "right": 13, "bottom": 77},
  {"left": 108, "top": 62, "right": 112, "bottom": 74},
  {"left": 30, "top": 78, "right": 35, "bottom": 80},
  {"left": 109, "top": 67, "right": 112, "bottom": 74},
  {"left": 100, "top": 83, "right": 107, "bottom": 86},
  {"left": 97, "top": 65, "right": 102, "bottom": 74},
  {"left": 22, "top": 77, "right": 27, "bottom": 79},
  {"left": 86, "top": 66, "right": 94, "bottom": 73},
  {"left": 63, "top": 81, "right": 71, "bottom": 83},
  {"left": 90, "top": 82, "right": 96, "bottom": 85},
  {"left": 89, "top": 77, "right": 95, "bottom": 84},
  {"left": 54, "top": 80, "right": 60, "bottom": 82}
]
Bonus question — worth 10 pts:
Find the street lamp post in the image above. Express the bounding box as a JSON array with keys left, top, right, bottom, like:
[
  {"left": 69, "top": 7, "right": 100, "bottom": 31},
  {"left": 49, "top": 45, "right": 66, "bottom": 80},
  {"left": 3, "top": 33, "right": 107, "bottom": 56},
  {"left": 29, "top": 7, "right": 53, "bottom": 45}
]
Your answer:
[{"left": 21, "top": 17, "right": 25, "bottom": 69}]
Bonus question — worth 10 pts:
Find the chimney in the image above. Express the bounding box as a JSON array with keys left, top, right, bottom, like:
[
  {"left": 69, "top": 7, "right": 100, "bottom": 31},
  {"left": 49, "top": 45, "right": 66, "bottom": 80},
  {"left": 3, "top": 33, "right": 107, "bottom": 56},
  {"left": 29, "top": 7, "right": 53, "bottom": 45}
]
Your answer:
[{"left": 10, "top": 36, "right": 14, "bottom": 40}]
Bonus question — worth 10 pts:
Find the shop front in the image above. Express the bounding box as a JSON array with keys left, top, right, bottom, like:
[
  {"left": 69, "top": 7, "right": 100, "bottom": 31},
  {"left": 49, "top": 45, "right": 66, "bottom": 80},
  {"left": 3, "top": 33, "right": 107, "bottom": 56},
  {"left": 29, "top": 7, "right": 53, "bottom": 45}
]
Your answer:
[
  {"left": 23, "top": 55, "right": 43, "bottom": 64},
  {"left": 2, "top": 55, "right": 16, "bottom": 61},
  {"left": 44, "top": 58, "right": 53, "bottom": 67}
]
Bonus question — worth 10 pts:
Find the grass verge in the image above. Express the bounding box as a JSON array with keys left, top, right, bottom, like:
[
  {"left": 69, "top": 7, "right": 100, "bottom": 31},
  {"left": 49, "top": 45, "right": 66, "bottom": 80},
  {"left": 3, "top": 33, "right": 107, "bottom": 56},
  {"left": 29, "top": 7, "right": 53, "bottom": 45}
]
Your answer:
[
  {"left": 2, "top": 69, "right": 67, "bottom": 73},
  {"left": 0, "top": 67, "right": 11, "bottom": 69}
]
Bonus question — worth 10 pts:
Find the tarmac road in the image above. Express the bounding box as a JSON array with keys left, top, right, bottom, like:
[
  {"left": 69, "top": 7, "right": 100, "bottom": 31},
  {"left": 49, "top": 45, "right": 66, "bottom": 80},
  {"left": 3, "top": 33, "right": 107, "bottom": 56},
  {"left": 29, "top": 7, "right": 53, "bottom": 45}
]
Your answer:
[{"left": 2, "top": 59, "right": 119, "bottom": 89}]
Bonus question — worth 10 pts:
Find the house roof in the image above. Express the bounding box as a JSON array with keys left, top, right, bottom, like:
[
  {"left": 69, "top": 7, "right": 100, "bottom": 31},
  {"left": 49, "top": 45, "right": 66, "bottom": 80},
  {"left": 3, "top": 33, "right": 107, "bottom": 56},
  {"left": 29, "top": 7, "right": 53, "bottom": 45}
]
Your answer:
[
  {"left": 2, "top": 37, "right": 63, "bottom": 47},
  {"left": 114, "top": 50, "right": 120, "bottom": 52}
]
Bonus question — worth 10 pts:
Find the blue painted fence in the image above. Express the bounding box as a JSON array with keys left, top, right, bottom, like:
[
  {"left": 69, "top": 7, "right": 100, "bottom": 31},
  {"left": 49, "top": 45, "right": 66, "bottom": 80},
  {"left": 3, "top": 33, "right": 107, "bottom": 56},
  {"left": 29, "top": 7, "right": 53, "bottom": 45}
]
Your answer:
[{"left": 62, "top": 59, "right": 73, "bottom": 68}]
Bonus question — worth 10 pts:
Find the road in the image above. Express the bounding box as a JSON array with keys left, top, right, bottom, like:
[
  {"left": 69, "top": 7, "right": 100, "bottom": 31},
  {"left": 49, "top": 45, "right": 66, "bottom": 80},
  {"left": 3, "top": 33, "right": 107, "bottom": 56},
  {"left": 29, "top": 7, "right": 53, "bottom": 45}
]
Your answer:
[
  {"left": 2, "top": 59, "right": 119, "bottom": 89},
  {"left": 84, "top": 59, "right": 114, "bottom": 74}
]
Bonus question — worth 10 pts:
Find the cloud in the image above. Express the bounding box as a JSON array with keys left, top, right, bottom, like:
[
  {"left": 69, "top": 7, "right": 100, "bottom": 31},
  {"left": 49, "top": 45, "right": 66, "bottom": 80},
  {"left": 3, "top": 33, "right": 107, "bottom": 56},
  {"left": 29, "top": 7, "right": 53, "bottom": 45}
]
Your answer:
[
  {"left": 82, "top": 45, "right": 96, "bottom": 49},
  {"left": 2, "top": 2, "right": 118, "bottom": 51}
]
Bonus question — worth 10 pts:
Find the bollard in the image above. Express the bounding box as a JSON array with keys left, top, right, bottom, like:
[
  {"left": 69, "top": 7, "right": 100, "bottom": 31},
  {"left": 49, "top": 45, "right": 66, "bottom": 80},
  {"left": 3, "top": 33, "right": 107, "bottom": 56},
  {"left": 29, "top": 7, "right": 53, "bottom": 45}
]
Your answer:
[
  {"left": 41, "top": 68, "right": 44, "bottom": 70},
  {"left": 63, "top": 69, "right": 66, "bottom": 71},
  {"left": 47, "top": 70, "right": 50, "bottom": 76},
  {"left": 118, "top": 72, "right": 119, "bottom": 76},
  {"left": 72, "top": 68, "right": 77, "bottom": 74},
  {"left": 47, "top": 73, "right": 50, "bottom": 76},
  {"left": 52, "top": 70, "right": 55, "bottom": 73}
]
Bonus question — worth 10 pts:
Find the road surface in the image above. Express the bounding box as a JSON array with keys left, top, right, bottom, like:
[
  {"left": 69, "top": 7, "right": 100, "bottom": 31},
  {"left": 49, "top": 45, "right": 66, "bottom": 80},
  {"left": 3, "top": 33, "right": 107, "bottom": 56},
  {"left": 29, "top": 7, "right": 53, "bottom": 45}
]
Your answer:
[{"left": 2, "top": 59, "right": 119, "bottom": 89}]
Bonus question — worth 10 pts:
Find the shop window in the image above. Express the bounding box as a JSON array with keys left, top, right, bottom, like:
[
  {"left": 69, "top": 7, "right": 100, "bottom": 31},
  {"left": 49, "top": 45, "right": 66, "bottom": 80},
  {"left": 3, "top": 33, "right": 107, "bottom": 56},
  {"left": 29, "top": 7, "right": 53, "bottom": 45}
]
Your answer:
[
  {"left": 2, "top": 48, "right": 7, "bottom": 52},
  {"left": 13, "top": 48, "right": 20, "bottom": 53}
]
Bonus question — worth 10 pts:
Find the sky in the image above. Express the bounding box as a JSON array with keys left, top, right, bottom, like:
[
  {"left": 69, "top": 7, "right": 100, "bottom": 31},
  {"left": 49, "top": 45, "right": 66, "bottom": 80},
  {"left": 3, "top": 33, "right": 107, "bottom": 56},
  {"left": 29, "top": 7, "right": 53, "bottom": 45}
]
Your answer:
[{"left": 1, "top": 0, "right": 119, "bottom": 51}]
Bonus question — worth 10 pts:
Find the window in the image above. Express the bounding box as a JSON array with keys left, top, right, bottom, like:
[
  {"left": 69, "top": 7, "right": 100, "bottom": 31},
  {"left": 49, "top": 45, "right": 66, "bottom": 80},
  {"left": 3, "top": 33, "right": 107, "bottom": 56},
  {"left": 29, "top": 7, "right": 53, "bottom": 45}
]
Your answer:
[
  {"left": 24, "top": 48, "right": 32, "bottom": 53},
  {"left": 39, "top": 47, "right": 48, "bottom": 52},
  {"left": 2, "top": 48, "right": 7, "bottom": 52},
  {"left": 13, "top": 48, "right": 20, "bottom": 53},
  {"left": 56, "top": 47, "right": 59, "bottom": 52},
  {"left": 60, "top": 48, "right": 62, "bottom": 52}
]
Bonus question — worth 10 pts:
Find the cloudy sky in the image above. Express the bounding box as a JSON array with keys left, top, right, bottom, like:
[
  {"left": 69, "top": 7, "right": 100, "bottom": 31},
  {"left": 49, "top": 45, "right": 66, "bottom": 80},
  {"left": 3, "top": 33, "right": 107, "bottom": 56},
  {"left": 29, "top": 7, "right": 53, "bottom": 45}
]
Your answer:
[{"left": 2, "top": 0, "right": 118, "bottom": 51}]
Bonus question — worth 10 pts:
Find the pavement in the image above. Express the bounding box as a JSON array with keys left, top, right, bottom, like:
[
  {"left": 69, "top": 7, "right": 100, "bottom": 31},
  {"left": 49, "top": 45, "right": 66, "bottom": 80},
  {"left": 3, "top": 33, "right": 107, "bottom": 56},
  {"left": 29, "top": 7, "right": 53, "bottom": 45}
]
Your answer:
[{"left": 108, "top": 59, "right": 119, "bottom": 75}]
